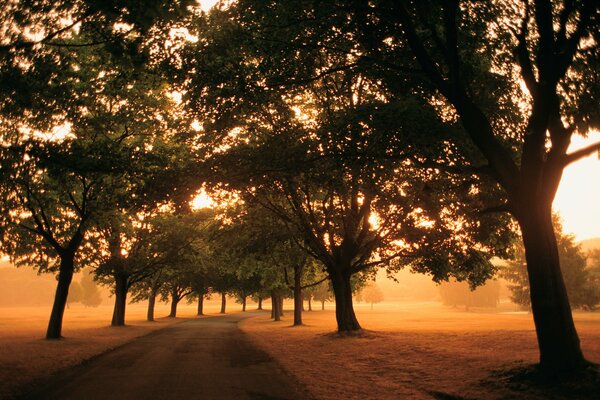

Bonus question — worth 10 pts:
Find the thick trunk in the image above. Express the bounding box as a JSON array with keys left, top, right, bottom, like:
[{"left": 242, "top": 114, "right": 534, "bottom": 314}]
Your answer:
[
  {"left": 519, "top": 207, "right": 586, "bottom": 372},
  {"left": 111, "top": 273, "right": 128, "bottom": 326},
  {"left": 197, "top": 295, "right": 204, "bottom": 316},
  {"left": 242, "top": 296, "right": 247, "bottom": 312},
  {"left": 169, "top": 290, "right": 179, "bottom": 318},
  {"left": 330, "top": 270, "right": 361, "bottom": 332},
  {"left": 257, "top": 297, "right": 263, "bottom": 310},
  {"left": 271, "top": 291, "right": 281, "bottom": 321},
  {"left": 293, "top": 266, "right": 303, "bottom": 326},
  {"left": 46, "top": 255, "right": 75, "bottom": 339},
  {"left": 147, "top": 291, "right": 156, "bottom": 322},
  {"left": 220, "top": 292, "right": 226, "bottom": 314}
]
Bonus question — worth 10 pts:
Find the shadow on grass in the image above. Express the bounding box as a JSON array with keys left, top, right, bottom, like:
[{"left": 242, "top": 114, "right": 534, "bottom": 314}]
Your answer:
[{"left": 481, "top": 362, "right": 600, "bottom": 400}]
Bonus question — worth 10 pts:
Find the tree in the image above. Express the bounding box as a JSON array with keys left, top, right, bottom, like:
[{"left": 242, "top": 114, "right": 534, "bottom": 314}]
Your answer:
[
  {"left": 80, "top": 269, "right": 102, "bottom": 308},
  {"left": 361, "top": 282, "right": 384, "bottom": 310},
  {"left": 219, "top": 0, "right": 600, "bottom": 373},
  {"left": 439, "top": 280, "right": 500, "bottom": 310},
  {"left": 67, "top": 281, "right": 83, "bottom": 306},
  {"left": 371, "top": 0, "right": 599, "bottom": 373},
  {"left": 503, "top": 215, "right": 600, "bottom": 311},
  {"left": 182, "top": 8, "right": 512, "bottom": 333},
  {"left": 310, "top": 281, "right": 333, "bottom": 311}
]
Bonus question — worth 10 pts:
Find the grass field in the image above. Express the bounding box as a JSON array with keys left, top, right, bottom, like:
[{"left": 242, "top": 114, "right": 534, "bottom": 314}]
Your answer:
[{"left": 241, "top": 301, "right": 600, "bottom": 400}]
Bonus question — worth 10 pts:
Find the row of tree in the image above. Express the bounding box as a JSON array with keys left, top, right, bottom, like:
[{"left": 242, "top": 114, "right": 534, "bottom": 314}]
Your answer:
[{"left": 0, "top": 0, "right": 599, "bottom": 376}]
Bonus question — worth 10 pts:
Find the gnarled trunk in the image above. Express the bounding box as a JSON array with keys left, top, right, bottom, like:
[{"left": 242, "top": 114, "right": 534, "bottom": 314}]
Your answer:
[
  {"left": 220, "top": 292, "right": 226, "bottom": 314},
  {"left": 147, "top": 290, "right": 156, "bottom": 322},
  {"left": 519, "top": 205, "right": 586, "bottom": 372},
  {"left": 330, "top": 270, "right": 361, "bottom": 332},
  {"left": 111, "top": 273, "right": 128, "bottom": 326},
  {"left": 46, "top": 254, "right": 75, "bottom": 339}
]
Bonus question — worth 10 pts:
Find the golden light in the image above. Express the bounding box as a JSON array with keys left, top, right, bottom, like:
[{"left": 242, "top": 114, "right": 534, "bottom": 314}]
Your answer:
[
  {"left": 553, "top": 131, "right": 600, "bottom": 240},
  {"left": 191, "top": 189, "right": 215, "bottom": 209}
]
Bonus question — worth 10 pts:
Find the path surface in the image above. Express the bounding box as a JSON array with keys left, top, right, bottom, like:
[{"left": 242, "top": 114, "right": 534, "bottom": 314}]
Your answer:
[{"left": 21, "top": 313, "right": 309, "bottom": 400}]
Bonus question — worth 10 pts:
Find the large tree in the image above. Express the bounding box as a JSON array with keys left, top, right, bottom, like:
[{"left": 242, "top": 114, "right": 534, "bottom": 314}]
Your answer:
[
  {"left": 213, "top": 0, "right": 600, "bottom": 373},
  {"left": 181, "top": 8, "right": 512, "bottom": 332}
]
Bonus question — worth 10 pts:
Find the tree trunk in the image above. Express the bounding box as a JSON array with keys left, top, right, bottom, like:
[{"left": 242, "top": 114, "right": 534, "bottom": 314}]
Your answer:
[
  {"left": 271, "top": 291, "right": 281, "bottom": 321},
  {"left": 279, "top": 296, "right": 284, "bottom": 317},
  {"left": 330, "top": 270, "right": 361, "bottom": 332},
  {"left": 257, "top": 296, "right": 263, "bottom": 310},
  {"left": 293, "top": 265, "right": 303, "bottom": 326},
  {"left": 46, "top": 254, "right": 75, "bottom": 339},
  {"left": 111, "top": 273, "right": 128, "bottom": 326},
  {"left": 242, "top": 295, "right": 247, "bottom": 312},
  {"left": 321, "top": 300, "right": 325, "bottom": 311},
  {"left": 220, "top": 292, "right": 226, "bottom": 314},
  {"left": 519, "top": 207, "right": 586, "bottom": 372},
  {"left": 147, "top": 290, "right": 156, "bottom": 322},
  {"left": 169, "top": 290, "right": 179, "bottom": 318},
  {"left": 197, "top": 295, "right": 204, "bottom": 316},
  {"left": 308, "top": 297, "right": 312, "bottom": 311}
]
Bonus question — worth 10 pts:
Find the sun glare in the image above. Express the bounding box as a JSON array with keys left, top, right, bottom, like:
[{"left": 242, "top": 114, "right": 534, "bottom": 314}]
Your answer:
[{"left": 553, "top": 131, "right": 600, "bottom": 240}]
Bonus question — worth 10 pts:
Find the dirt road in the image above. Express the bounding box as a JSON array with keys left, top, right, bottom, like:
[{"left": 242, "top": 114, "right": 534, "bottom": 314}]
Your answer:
[{"left": 20, "top": 313, "right": 309, "bottom": 400}]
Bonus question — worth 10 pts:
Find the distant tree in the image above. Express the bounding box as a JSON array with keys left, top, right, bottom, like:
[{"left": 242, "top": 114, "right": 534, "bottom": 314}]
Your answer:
[
  {"left": 67, "top": 281, "right": 83, "bottom": 306},
  {"left": 80, "top": 269, "right": 102, "bottom": 308},
  {"left": 361, "top": 282, "right": 384, "bottom": 310},
  {"left": 503, "top": 216, "right": 600, "bottom": 311},
  {"left": 311, "top": 282, "right": 333, "bottom": 311},
  {"left": 439, "top": 280, "right": 500, "bottom": 311}
]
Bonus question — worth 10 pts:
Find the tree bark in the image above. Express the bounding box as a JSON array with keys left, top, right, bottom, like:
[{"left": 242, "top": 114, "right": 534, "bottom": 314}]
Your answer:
[
  {"left": 330, "top": 270, "right": 361, "bottom": 332},
  {"left": 147, "top": 290, "right": 156, "bottom": 322},
  {"left": 242, "top": 295, "right": 247, "bottom": 312},
  {"left": 308, "top": 297, "right": 312, "bottom": 311},
  {"left": 321, "top": 300, "right": 325, "bottom": 311},
  {"left": 279, "top": 296, "right": 284, "bottom": 317},
  {"left": 220, "top": 292, "right": 226, "bottom": 314},
  {"left": 169, "top": 290, "right": 179, "bottom": 318},
  {"left": 197, "top": 295, "right": 204, "bottom": 316},
  {"left": 111, "top": 273, "right": 128, "bottom": 326},
  {"left": 257, "top": 296, "right": 263, "bottom": 310},
  {"left": 46, "top": 254, "right": 75, "bottom": 339},
  {"left": 293, "top": 265, "right": 303, "bottom": 326},
  {"left": 271, "top": 291, "right": 281, "bottom": 321},
  {"left": 519, "top": 206, "right": 586, "bottom": 372}
]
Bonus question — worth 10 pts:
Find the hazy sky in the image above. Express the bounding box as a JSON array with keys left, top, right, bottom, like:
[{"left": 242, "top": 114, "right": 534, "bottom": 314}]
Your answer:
[{"left": 554, "top": 132, "right": 600, "bottom": 240}]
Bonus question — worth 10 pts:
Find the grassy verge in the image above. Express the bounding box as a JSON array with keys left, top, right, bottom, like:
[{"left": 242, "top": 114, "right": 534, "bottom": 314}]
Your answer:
[{"left": 240, "top": 302, "right": 600, "bottom": 400}]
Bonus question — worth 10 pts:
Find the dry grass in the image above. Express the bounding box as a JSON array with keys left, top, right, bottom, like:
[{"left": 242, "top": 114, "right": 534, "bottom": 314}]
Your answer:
[
  {"left": 0, "top": 300, "right": 229, "bottom": 399},
  {"left": 241, "top": 302, "right": 600, "bottom": 400}
]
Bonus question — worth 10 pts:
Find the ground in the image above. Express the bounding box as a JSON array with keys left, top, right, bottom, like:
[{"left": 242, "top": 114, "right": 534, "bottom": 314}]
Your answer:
[
  {"left": 0, "top": 301, "right": 219, "bottom": 399},
  {"left": 2, "top": 300, "right": 599, "bottom": 399},
  {"left": 20, "top": 313, "right": 308, "bottom": 400},
  {"left": 240, "top": 302, "right": 600, "bottom": 400}
]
